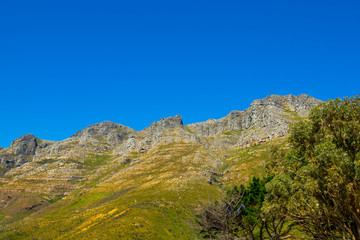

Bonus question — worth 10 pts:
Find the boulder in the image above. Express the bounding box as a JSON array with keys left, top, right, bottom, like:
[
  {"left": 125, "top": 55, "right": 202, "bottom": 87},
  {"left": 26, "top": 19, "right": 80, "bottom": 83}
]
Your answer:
[
  {"left": 71, "top": 121, "right": 137, "bottom": 146},
  {"left": 147, "top": 115, "right": 184, "bottom": 130},
  {"left": 10, "top": 134, "right": 38, "bottom": 155}
]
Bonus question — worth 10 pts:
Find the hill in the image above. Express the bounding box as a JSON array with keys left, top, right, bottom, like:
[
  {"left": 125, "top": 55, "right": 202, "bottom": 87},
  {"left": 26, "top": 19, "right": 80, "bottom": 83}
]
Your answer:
[{"left": 0, "top": 94, "right": 322, "bottom": 239}]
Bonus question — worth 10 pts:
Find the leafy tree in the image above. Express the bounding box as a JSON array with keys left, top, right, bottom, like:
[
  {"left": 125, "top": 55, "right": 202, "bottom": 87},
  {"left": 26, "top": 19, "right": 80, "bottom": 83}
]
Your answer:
[
  {"left": 264, "top": 96, "right": 360, "bottom": 239},
  {"left": 236, "top": 177, "right": 269, "bottom": 239}
]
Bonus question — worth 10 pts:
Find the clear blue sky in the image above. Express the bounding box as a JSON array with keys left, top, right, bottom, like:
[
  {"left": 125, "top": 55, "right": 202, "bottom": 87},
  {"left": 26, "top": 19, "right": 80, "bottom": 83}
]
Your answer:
[{"left": 1, "top": 0, "right": 359, "bottom": 147}]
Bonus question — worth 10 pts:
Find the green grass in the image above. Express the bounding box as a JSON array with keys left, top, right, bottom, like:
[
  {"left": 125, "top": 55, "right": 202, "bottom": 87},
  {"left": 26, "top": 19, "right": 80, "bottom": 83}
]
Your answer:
[
  {"left": 36, "top": 138, "right": 43, "bottom": 145},
  {"left": 126, "top": 151, "right": 142, "bottom": 159},
  {"left": 0, "top": 167, "right": 7, "bottom": 177},
  {"left": 283, "top": 109, "right": 306, "bottom": 121},
  {"left": 185, "top": 126, "right": 195, "bottom": 134},
  {"left": 82, "top": 154, "right": 113, "bottom": 167},
  {"left": 222, "top": 129, "right": 244, "bottom": 136},
  {"left": 0, "top": 210, "right": 5, "bottom": 222},
  {"left": 35, "top": 158, "right": 57, "bottom": 165},
  {"left": 220, "top": 138, "right": 287, "bottom": 187}
]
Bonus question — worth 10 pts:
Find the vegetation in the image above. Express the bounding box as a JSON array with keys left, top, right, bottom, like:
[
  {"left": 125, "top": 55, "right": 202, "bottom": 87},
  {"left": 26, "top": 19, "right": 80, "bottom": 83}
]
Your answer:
[
  {"left": 265, "top": 96, "right": 360, "bottom": 239},
  {"left": 199, "top": 96, "right": 360, "bottom": 239},
  {"left": 1, "top": 96, "right": 359, "bottom": 239},
  {"left": 0, "top": 142, "right": 223, "bottom": 239},
  {"left": 222, "top": 130, "right": 244, "bottom": 136},
  {"left": 198, "top": 176, "right": 293, "bottom": 239}
]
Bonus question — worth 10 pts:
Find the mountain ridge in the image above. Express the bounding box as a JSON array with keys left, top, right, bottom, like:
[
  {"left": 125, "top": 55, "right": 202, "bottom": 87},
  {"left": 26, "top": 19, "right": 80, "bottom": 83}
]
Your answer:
[
  {"left": 0, "top": 93, "right": 323, "bottom": 239},
  {"left": 0, "top": 94, "right": 321, "bottom": 171}
]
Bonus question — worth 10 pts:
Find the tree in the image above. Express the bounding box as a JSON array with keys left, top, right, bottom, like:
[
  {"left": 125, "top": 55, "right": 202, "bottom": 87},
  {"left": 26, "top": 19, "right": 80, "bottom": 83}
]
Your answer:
[
  {"left": 198, "top": 176, "right": 293, "bottom": 239},
  {"left": 264, "top": 96, "right": 360, "bottom": 239},
  {"left": 197, "top": 188, "right": 244, "bottom": 240}
]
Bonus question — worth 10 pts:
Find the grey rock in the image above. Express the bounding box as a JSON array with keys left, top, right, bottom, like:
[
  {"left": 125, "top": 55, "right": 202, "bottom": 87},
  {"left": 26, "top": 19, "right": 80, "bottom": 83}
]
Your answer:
[
  {"left": 0, "top": 154, "right": 29, "bottom": 169},
  {"left": 204, "top": 171, "right": 219, "bottom": 185},
  {"left": 0, "top": 155, "right": 15, "bottom": 169},
  {"left": 130, "top": 115, "right": 198, "bottom": 152},
  {"left": 0, "top": 135, "right": 55, "bottom": 170},
  {"left": 187, "top": 94, "right": 322, "bottom": 149},
  {"left": 116, "top": 115, "right": 186, "bottom": 152},
  {"left": 250, "top": 94, "right": 321, "bottom": 117},
  {"left": 147, "top": 115, "right": 183, "bottom": 130},
  {"left": 71, "top": 121, "right": 137, "bottom": 146},
  {"left": 10, "top": 134, "right": 38, "bottom": 155},
  {"left": 122, "top": 158, "right": 132, "bottom": 164}
]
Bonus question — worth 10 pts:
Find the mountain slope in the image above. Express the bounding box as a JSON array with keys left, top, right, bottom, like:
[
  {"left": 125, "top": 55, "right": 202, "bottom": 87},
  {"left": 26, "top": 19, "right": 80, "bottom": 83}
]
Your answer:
[{"left": 0, "top": 94, "right": 322, "bottom": 239}]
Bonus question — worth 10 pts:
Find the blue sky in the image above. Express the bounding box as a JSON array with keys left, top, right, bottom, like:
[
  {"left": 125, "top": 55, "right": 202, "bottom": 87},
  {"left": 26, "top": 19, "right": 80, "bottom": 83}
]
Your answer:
[{"left": 1, "top": 0, "right": 359, "bottom": 146}]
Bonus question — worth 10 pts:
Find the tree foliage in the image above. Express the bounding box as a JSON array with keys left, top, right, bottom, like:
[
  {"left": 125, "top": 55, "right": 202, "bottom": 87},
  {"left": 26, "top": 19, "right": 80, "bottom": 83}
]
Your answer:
[{"left": 264, "top": 96, "right": 360, "bottom": 239}]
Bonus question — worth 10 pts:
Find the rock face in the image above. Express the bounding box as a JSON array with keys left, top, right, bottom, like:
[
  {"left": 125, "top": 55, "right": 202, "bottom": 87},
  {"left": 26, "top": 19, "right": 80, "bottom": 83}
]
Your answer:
[
  {"left": 10, "top": 134, "right": 38, "bottom": 155},
  {"left": 241, "top": 94, "right": 316, "bottom": 131},
  {"left": 0, "top": 94, "right": 322, "bottom": 171},
  {"left": 147, "top": 115, "right": 184, "bottom": 130},
  {"left": 189, "top": 94, "right": 321, "bottom": 136},
  {"left": 0, "top": 134, "right": 57, "bottom": 170},
  {"left": 114, "top": 115, "right": 193, "bottom": 154},
  {"left": 187, "top": 94, "right": 322, "bottom": 149},
  {"left": 143, "top": 115, "right": 185, "bottom": 141},
  {"left": 71, "top": 121, "right": 137, "bottom": 146},
  {"left": 251, "top": 94, "right": 321, "bottom": 116},
  {"left": 1, "top": 134, "right": 38, "bottom": 169}
]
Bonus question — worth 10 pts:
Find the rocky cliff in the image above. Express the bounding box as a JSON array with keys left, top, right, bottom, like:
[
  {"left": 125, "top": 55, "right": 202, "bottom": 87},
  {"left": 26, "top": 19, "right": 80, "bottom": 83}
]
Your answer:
[
  {"left": 0, "top": 94, "right": 322, "bottom": 172},
  {"left": 0, "top": 134, "right": 56, "bottom": 171},
  {"left": 187, "top": 94, "right": 321, "bottom": 149}
]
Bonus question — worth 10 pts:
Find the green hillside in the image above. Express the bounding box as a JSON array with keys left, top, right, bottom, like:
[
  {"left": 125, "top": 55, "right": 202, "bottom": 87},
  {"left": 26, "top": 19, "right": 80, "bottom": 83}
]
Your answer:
[{"left": 1, "top": 94, "right": 337, "bottom": 239}]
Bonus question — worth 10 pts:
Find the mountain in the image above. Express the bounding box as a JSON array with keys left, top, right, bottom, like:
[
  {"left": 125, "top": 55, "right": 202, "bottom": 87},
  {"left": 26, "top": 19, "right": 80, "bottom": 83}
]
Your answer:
[{"left": 0, "top": 94, "right": 322, "bottom": 239}]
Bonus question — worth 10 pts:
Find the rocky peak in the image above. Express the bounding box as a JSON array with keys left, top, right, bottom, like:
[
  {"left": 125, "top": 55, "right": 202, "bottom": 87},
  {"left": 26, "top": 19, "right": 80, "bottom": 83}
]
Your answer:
[
  {"left": 70, "top": 121, "right": 137, "bottom": 146},
  {"left": 242, "top": 94, "right": 321, "bottom": 129},
  {"left": 288, "top": 94, "right": 323, "bottom": 116},
  {"left": 186, "top": 94, "right": 323, "bottom": 149},
  {"left": 250, "top": 95, "right": 284, "bottom": 108},
  {"left": 71, "top": 121, "right": 136, "bottom": 139},
  {"left": 10, "top": 134, "right": 38, "bottom": 155},
  {"left": 130, "top": 115, "right": 187, "bottom": 152},
  {"left": 227, "top": 110, "right": 242, "bottom": 119},
  {"left": 147, "top": 115, "right": 184, "bottom": 130},
  {"left": 250, "top": 94, "right": 322, "bottom": 116}
]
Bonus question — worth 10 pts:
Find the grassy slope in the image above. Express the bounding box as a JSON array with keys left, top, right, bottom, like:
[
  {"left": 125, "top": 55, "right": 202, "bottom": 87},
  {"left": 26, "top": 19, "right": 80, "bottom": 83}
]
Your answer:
[
  {"left": 0, "top": 140, "right": 289, "bottom": 239},
  {"left": 219, "top": 138, "right": 287, "bottom": 188},
  {"left": 0, "top": 142, "right": 224, "bottom": 239},
  {"left": 0, "top": 110, "right": 302, "bottom": 239}
]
